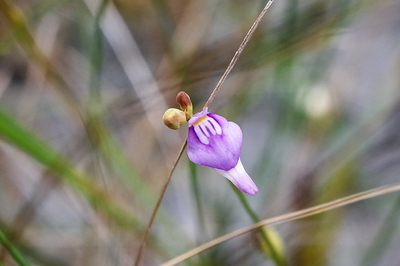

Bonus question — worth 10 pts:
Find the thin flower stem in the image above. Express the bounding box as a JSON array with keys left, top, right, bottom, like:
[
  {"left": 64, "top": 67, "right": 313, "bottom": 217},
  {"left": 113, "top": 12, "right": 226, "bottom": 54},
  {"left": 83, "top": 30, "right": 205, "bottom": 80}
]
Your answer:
[
  {"left": 134, "top": 1, "right": 276, "bottom": 264},
  {"left": 162, "top": 183, "right": 400, "bottom": 266},
  {"left": 204, "top": 0, "right": 276, "bottom": 108},
  {"left": 230, "top": 183, "right": 286, "bottom": 266},
  {"left": 134, "top": 140, "right": 187, "bottom": 266}
]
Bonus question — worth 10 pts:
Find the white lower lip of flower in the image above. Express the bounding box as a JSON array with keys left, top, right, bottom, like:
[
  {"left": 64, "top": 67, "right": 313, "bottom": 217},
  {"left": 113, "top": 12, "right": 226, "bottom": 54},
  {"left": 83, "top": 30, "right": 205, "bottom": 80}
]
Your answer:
[
  {"left": 214, "top": 158, "right": 258, "bottom": 195},
  {"left": 194, "top": 125, "right": 210, "bottom": 144},
  {"left": 193, "top": 116, "right": 223, "bottom": 145}
]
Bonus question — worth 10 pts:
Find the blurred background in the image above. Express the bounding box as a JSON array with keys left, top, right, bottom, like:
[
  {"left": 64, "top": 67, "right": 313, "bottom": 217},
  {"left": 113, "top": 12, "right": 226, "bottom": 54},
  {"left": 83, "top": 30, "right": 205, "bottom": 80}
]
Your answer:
[{"left": 0, "top": 0, "right": 400, "bottom": 265}]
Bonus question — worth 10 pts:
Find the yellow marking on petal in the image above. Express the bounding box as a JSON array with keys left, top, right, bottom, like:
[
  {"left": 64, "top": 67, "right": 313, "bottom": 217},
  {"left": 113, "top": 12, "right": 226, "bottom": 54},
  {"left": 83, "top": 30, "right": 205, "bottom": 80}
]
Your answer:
[{"left": 193, "top": 115, "right": 207, "bottom": 126}]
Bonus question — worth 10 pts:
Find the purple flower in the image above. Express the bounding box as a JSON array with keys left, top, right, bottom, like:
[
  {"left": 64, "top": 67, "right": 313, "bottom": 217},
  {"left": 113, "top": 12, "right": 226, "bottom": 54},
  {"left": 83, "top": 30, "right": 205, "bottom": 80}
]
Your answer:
[{"left": 187, "top": 108, "right": 258, "bottom": 195}]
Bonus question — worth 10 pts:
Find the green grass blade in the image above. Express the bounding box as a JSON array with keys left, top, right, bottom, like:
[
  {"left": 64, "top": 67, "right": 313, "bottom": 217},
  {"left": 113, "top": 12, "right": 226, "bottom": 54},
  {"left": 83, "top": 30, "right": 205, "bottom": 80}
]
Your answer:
[
  {"left": 0, "top": 109, "right": 139, "bottom": 230},
  {"left": 361, "top": 195, "right": 400, "bottom": 266},
  {"left": 229, "top": 182, "right": 286, "bottom": 266},
  {"left": 0, "top": 228, "right": 29, "bottom": 266}
]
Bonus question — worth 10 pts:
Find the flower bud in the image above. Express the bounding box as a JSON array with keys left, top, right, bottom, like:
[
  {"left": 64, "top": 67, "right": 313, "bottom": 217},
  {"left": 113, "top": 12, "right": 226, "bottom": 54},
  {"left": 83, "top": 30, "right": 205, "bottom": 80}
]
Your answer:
[
  {"left": 163, "top": 108, "right": 187, "bottom": 130},
  {"left": 176, "top": 91, "right": 193, "bottom": 120}
]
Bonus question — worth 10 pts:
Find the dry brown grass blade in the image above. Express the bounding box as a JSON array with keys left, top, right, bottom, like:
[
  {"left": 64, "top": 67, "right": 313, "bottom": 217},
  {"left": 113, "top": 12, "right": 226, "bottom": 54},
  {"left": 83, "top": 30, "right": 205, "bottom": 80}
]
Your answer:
[{"left": 161, "top": 183, "right": 400, "bottom": 266}]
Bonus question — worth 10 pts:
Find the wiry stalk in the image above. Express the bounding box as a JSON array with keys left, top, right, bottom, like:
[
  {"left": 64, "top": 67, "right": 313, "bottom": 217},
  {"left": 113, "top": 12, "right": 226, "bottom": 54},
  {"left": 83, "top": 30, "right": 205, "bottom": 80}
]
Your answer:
[{"left": 134, "top": 1, "right": 277, "bottom": 265}]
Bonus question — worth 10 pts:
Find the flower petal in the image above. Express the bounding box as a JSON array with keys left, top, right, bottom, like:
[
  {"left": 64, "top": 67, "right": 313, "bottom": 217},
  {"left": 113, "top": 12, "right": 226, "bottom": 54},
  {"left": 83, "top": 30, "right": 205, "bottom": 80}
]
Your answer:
[
  {"left": 215, "top": 158, "right": 258, "bottom": 195},
  {"left": 188, "top": 107, "right": 209, "bottom": 124},
  {"left": 187, "top": 112, "right": 242, "bottom": 171}
]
